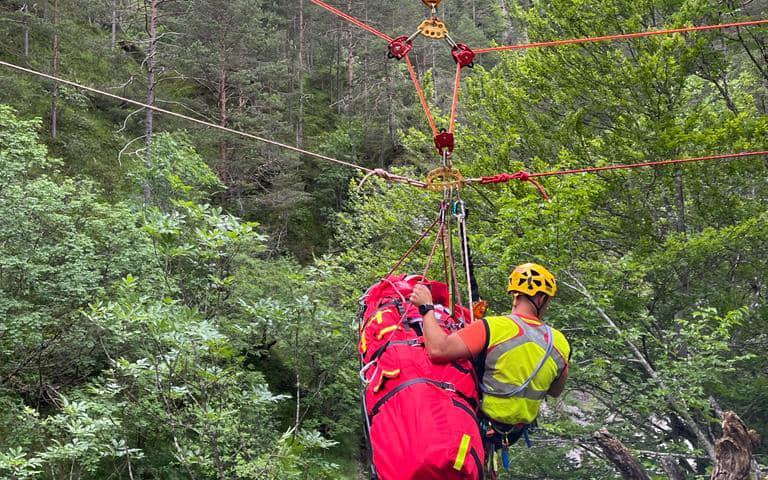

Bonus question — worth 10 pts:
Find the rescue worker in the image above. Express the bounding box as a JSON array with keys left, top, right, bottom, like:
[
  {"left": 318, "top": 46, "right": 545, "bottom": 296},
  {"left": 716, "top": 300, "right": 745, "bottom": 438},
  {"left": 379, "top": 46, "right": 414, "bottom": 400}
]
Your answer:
[{"left": 409, "top": 263, "right": 570, "bottom": 449}]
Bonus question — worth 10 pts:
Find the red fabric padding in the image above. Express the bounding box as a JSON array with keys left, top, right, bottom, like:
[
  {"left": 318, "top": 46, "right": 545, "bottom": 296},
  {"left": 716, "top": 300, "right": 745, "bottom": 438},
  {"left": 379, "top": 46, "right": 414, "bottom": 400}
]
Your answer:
[{"left": 360, "top": 275, "right": 483, "bottom": 480}]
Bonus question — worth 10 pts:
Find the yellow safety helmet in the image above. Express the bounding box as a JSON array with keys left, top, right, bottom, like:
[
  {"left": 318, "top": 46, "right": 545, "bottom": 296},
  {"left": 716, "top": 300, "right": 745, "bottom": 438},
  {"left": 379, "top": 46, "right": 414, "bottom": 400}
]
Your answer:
[{"left": 507, "top": 263, "right": 557, "bottom": 298}]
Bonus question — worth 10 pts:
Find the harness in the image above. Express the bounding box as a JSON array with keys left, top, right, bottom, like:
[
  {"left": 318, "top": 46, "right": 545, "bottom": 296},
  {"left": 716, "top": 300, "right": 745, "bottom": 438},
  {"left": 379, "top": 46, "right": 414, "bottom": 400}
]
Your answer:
[{"left": 481, "top": 417, "right": 534, "bottom": 479}]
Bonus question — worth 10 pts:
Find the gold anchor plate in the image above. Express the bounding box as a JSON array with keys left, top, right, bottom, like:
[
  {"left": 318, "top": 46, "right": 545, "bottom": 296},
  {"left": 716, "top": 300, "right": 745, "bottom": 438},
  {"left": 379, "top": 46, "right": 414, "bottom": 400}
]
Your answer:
[
  {"left": 425, "top": 167, "right": 465, "bottom": 191},
  {"left": 418, "top": 18, "right": 449, "bottom": 39}
]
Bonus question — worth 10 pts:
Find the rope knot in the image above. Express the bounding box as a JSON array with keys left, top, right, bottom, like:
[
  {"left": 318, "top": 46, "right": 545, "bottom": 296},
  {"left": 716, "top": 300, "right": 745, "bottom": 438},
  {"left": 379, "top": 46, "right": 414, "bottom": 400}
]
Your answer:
[
  {"left": 511, "top": 170, "right": 531, "bottom": 181},
  {"left": 476, "top": 171, "right": 549, "bottom": 200}
]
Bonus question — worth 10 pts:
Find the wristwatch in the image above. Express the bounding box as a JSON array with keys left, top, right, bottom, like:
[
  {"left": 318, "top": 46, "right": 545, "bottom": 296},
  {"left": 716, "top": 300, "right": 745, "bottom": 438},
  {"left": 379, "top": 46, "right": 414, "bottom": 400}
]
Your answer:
[{"left": 418, "top": 304, "right": 435, "bottom": 316}]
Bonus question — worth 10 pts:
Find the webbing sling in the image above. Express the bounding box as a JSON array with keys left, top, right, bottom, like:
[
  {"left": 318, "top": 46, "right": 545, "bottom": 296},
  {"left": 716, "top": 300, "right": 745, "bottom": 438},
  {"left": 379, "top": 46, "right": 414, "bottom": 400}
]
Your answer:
[
  {"left": 480, "top": 323, "right": 554, "bottom": 398},
  {"left": 368, "top": 338, "right": 423, "bottom": 363},
  {"left": 369, "top": 377, "right": 476, "bottom": 420}
]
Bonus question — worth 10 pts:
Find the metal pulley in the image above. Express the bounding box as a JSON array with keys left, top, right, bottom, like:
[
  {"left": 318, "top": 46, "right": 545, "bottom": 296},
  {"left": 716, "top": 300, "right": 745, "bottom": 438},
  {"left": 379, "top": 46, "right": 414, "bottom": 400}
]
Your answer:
[
  {"left": 451, "top": 43, "right": 475, "bottom": 68},
  {"left": 388, "top": 35, "right": 413, "bottom": 59},
  {"left": 421, "top": 0, "right": 441, "bottom": 7},
  {"left": 434, "top": 130, "right": 454, "bottom": 154}
]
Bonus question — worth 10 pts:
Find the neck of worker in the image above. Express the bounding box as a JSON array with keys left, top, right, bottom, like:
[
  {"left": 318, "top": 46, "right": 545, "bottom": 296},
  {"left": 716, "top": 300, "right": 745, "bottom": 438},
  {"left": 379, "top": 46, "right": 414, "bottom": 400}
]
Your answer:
[{"left": 512, "top": 295, "right": 540, "bottom": 320}]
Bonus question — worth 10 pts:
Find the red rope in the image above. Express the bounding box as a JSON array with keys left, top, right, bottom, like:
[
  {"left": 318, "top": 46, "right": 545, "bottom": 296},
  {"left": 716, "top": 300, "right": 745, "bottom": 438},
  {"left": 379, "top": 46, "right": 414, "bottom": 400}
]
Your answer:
[
  {"left": 478, "top": 171, "right": 550, "bottom": 200},
  {"left": 423, "top": 221, "right": 444, "bottom": 278},
  {"left": 475, "top": 18, "right": 768, "bottom": 54},
  {"left": 310, "top": 0, "right": 393, "bottom": 43},
  {"left": 472, "top": 150, "right": 768, "bottom": 199},
  {"left": 440, "top": 220, "right": 451, "bottom": 301},
  {"left": 449, "top": 63, "right": 462, "bottom": 134},
  {"left": 405, "top": 54, "right": 439, "bottom": 137},
  {"left": 386, "top": 213, "right": 442, "bottom": 278}
]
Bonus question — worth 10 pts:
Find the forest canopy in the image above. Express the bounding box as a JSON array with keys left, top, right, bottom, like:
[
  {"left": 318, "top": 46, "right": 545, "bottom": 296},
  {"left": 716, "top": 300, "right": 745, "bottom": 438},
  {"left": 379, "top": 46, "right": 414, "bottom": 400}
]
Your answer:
[{"left": 1, "top": 0, "right": 767, "bottom": 478}]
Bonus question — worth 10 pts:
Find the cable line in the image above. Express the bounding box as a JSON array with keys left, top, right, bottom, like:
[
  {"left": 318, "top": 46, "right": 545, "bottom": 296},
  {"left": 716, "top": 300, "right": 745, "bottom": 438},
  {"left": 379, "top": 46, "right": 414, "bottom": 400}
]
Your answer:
[
  {"left": 474, "top": 19, "right": 768, "bottom": 53},
  {"left": 0, "top": 60, "right": 426, "bottom": 189}
]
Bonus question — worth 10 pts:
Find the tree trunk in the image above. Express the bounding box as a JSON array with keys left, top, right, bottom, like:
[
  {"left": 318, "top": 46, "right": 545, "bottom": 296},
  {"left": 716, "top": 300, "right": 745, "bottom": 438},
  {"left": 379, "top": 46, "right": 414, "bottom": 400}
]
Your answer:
[
  {"left": 50, "top": 0, "right": 60, "bottom": 139},
  {"left": 144, "top": 0, "right": 159, "bottom": 150},
  {"left": 22, "top": 2, "right": 30, "bottom": 57},
  {"left": 594, "top": 428, "right": 651, "bottom": 480},
  {"left": 297, "top": 0, "right": 305, "bottom": 147},
  {"left": 217, "top": 61, "right": 228, "bottom": 166},
  {"left": 711, "top": 411, "right": 762, "bottom": 480},
  {"left": 23, "top": 24, "right": 29, "bottom": 57},
  {"left": 661, "top": 457, "right": 687, "bottom": 480},
  {"left": 335, "top": 26, "right": 341, "bottom": 113},
  {"left": 564, "top": 273, "right": 718, "bottom": 461},
  {"left": 345, "top": 0, "right": 354, "bottom": 113},
  {"left": 111, "top": 0, "right": 118, "bottom": 49}
]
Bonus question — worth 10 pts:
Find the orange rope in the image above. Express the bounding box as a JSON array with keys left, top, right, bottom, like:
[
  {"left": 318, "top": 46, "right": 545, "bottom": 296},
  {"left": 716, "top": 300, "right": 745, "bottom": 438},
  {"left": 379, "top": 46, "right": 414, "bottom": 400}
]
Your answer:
[
  {"left": 529, "top": 150, "right": 768, "bottom": 178},
  {"left": 475, "top": 18, "right": 768, "bottom": 53},
  {"left": 448, "top": 62, "right": 462, "bottom": 134},
  {"left": 309, "top": 0, "right": 393, "bottom": 42},
  {"left": 405, "top": 54, "right": 439, "bottom": 137},
  {"left": 423, "top": 215, "right": 445, "bottom": 278}
]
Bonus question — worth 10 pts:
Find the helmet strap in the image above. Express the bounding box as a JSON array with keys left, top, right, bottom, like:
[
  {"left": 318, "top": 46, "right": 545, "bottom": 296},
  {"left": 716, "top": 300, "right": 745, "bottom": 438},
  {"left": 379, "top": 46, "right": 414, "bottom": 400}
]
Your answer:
[{"left": 532, "top": 294, "right": 550, "bottom": 318}]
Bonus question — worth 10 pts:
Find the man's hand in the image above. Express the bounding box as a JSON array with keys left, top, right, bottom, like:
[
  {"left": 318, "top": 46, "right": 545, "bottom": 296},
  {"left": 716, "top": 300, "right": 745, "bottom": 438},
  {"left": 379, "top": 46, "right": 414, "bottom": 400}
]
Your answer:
[{"left": 409, "top": 284, "right": 433, "bottom": 307}]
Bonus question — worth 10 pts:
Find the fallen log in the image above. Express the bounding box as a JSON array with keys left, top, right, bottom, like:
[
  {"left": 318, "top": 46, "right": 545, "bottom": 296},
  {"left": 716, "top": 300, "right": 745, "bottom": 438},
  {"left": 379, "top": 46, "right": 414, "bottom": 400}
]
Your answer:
[{"left": 594, "top": 428, "right": 651, "bottom": 480}]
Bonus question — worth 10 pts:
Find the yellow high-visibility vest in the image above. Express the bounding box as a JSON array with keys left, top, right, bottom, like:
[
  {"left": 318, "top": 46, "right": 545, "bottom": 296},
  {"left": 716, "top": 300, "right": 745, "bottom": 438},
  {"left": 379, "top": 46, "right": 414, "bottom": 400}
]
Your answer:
[{"left": 479, "top": 315, "right": 570, "bottom": 425}]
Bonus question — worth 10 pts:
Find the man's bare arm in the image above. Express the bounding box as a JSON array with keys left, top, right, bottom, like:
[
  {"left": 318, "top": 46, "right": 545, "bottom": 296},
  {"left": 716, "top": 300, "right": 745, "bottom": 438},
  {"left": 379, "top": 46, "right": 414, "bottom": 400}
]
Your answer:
[
  {"left": 410, "top": 284, "right": 471, "bottom": 363},
  {"left": 547, "top": 364, "right": 569, "bottom": 397}
]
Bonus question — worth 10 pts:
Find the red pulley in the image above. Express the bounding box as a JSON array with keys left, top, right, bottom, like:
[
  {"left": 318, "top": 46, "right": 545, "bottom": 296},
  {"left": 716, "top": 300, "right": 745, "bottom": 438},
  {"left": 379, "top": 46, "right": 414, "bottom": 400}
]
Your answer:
[
  {"left": 434, "top": 130, "right": 454, "bottom": 154},
  {"left": 388, "top": 36, "right": 413, "bottom": 60},
  {"left": 451, "top": 43, "right": 475, "bottom": 68}
]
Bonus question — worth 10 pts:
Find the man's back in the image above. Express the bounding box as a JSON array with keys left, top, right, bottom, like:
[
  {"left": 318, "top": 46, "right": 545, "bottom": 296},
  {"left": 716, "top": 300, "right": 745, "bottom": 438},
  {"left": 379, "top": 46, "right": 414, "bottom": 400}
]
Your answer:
[{"left": 476, "top": 314, "right": 570, "bottom": 425}]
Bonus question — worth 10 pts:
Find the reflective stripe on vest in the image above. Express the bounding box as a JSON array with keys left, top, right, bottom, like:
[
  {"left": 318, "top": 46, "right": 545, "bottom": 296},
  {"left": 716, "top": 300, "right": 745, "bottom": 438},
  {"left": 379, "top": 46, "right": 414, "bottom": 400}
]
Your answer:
[{"left": 480, "top": 315, "right": 566, "bottom": 402}]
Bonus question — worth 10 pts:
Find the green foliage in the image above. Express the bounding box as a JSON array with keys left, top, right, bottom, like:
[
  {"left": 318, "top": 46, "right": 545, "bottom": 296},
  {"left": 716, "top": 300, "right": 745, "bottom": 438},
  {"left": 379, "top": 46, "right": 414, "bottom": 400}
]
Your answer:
[
  {"left": 0, "top": 104, "right": 151, "bottom": 404},
  {"left": 3, "top": 0, "right": 768, "bottom": 476},
  {"left": 0, "top": 106, "right": 342, "bottom": 478},
  {"left": 132, "top": 132, "right": 224, "bottom": 207}
]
